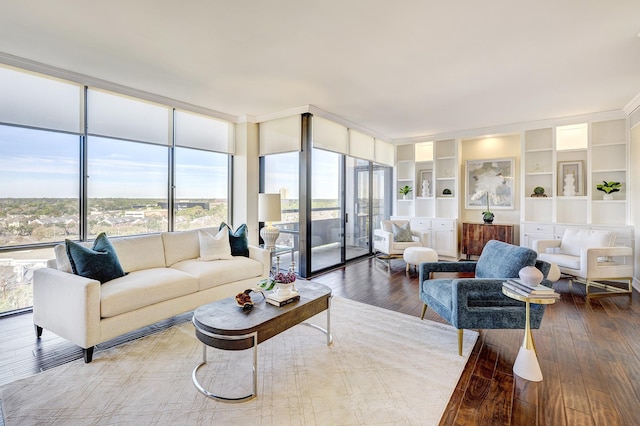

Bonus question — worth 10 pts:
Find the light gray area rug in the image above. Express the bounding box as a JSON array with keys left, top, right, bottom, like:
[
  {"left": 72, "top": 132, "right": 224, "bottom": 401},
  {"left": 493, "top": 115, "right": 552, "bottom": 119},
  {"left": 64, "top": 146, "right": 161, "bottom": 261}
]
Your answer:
[{"left": 0, "top": 297, "right": 477, "bottom": 425}]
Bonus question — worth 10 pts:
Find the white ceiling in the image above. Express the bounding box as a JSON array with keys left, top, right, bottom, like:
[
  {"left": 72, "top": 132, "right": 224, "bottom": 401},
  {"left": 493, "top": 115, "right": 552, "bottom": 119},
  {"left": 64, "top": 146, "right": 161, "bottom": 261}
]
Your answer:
[{"left": 1, "top": 1, "right": 639, "bottom": 141}]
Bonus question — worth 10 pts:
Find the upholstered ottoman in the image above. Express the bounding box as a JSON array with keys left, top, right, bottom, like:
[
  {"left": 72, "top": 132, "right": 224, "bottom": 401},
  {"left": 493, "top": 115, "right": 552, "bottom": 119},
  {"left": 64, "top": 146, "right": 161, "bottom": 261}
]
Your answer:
[{"left": 403, "top": 246, "right": 438, "bottom": 272}]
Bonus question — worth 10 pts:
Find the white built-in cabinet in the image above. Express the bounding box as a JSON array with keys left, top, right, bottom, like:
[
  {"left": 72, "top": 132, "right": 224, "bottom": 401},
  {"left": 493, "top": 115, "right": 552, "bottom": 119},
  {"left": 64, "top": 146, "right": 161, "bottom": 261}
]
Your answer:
[
  {"left": 390, "top": 216, "right": 458, "bottom": 259},
  {"left": 394, "top": 139, "right": 459, "bottom": 258}
]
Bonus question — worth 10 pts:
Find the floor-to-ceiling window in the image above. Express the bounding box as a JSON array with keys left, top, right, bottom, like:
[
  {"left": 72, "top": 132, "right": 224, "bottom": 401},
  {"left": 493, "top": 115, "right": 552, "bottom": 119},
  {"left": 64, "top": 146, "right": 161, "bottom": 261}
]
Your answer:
[
  {"left": 87, "top": 137, "right": 169, "bottom": 237},
  {"left": 174, "top": 147, "right": 229, "bottom": 231},
  {"left": 259, "top": 115, "right": 393, "bottom": 278},
  {"left": 0, "top": 65, "right": 233, "bottom": 315},
  {"left": 311, "top": 148, "right": 343, "bottom": 272},
  {"left": 346, "top": 157, "right": 370, "bottom": 261},
  {"left": 262, "top": 151, "right": 300, "bottom": 273}
]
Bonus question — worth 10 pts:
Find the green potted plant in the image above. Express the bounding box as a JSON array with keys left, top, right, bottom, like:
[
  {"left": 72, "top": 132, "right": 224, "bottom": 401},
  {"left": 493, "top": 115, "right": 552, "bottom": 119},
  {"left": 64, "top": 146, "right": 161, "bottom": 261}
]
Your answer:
[
  {"left": 399, "top": 185, "right": 412, "bottom": 199},
  {"left": 596, "top": 181, "right": 621, "bottom": 200},
  {"left": 532, "top": 186, "right": 546, "bottom": 197}
]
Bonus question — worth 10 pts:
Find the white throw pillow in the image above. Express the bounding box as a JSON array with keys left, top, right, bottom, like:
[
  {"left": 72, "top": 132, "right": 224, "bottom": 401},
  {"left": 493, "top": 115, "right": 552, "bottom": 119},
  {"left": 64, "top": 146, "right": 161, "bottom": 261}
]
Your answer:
[{"left": 198, "top": 229, "right": 233, "bottom": 261}]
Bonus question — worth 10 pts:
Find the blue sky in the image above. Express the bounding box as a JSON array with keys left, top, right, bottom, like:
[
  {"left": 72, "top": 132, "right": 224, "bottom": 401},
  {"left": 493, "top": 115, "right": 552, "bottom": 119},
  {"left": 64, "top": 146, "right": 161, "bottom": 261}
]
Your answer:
[{"left": 0, "top": 126, "right": 228, "bottom": 198}]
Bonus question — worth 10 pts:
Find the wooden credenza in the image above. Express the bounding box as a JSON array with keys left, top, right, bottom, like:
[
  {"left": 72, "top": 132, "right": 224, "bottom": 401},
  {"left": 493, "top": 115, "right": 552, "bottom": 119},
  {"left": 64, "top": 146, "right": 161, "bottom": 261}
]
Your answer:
[{"left": 462, "top": 223, "right": 514, "bottom": 259}]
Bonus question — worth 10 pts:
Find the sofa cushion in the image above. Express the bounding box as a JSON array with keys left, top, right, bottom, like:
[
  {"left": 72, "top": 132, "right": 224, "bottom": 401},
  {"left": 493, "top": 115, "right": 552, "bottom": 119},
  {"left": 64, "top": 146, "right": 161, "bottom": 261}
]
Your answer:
[
  {"left": 199, "top": 229, "right": 233, "bottom": 260},
  {"left": 538, "top": 252, "right": 581, "bottom": 271},
  {"left": 559, "top": 228, "right": 616, "bottom": 257},
  {"left": 54, "top": 242, "right": 90, "bottom": 273},
  {"left": 475, "top": 240, "right": 537, "bottom": 278},
  {"left": 161, "top": 229, "right": 203, "bottom": 266},
  {"left": 100, "top": 268, "right": 199, "bottom": 318},
  {"left": 220, "top": 222, "right": 249, "bottom": 257},
  {"left": 65, "top": 233, "right": 126, "bottom": 284},
  {"left": 392, "top": 221, "right": 414, "bottom": 242},
  {"left": 110, "top": 234, "right": 166, "bottom": 272},
  {"left": 171, "top": 257, "right": 263, "bottom": 291}
]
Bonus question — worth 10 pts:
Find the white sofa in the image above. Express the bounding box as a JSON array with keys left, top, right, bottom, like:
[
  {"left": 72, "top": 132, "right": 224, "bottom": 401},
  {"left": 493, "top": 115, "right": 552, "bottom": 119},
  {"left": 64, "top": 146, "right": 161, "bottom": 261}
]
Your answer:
[
  {"left": 534, "top": 228, "right": 633, "bottom": 299},
  {"left": 33, "top": 228, "right": 270, "bottom": 362}
]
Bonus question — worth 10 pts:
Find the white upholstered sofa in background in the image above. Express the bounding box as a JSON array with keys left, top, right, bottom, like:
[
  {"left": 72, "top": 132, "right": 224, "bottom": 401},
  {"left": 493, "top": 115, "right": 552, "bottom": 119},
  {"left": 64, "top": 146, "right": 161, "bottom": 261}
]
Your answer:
[
  {"left": 33, "top": 228, "right": 270, "bottom": 362},
  {"left": 534, "top": 228, "right": 633, "bottom": 299}
]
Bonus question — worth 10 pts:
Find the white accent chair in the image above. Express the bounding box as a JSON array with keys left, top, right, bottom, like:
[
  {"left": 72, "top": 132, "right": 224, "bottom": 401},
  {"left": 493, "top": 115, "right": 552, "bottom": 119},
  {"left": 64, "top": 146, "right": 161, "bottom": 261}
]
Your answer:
[
  {"left": 373, "top": 220, "right": 428, "bottom": 270},
  {"left": 533, "top": 228, "right": 633, "bottom": 300}
]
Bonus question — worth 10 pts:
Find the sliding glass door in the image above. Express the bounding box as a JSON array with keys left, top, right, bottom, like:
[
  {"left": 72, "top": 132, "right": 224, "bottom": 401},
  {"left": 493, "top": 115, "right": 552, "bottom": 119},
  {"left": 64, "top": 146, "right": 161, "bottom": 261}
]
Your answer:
[
  {"left": 310, "top": 148, "right": 343, "bottom": 273},
  {"left": 346, "top": 158, "right": 370, "bottom": 261}
]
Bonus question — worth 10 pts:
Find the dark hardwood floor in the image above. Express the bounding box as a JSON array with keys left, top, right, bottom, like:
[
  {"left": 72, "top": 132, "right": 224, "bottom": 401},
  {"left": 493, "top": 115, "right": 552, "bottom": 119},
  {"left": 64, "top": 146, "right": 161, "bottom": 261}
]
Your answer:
[{"left": 1, "top": 257, "right": 639, "bottom": 425}]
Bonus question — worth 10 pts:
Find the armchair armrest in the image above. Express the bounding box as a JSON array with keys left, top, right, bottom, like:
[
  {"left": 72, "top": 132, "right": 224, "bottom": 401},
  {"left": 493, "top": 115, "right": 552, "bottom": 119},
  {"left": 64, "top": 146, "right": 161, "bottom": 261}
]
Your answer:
[
  {"left": 533, "top": 239, "right": 561, "bottom": 254},
  {"left": 411, "top": 230, "right": 428, "bottom": 246},
  {"left": 583, "top": 246, "right": 633, "bottom": 278},
  {"left": 373, "top": 228, "right": 393, "bottom": 254},
  {"left": 33, "top": 267, "right": 101, "bottom": 348},
  {"left": 419, "top": 261, "right": 477, "bottom": 282}
]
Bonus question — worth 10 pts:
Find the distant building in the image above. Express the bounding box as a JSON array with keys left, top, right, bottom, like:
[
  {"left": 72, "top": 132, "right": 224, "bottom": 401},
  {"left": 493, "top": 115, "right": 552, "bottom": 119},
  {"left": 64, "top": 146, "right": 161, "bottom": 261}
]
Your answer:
[{"left": 157, "top": 202, "right": 209, "bottom": 210}]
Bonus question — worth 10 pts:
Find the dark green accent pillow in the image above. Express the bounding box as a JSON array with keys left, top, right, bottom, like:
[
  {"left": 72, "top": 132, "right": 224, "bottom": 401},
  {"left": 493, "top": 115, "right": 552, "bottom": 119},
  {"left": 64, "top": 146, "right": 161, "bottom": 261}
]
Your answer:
[
  {"left": 219, "top": 222, "right": 250, "bottom": 257},
  {"left": 392, "top": 222, "right": 414, "bottom": 242},
  {"left": 65, "top": 233, "right": 126, "bottom": 283}
]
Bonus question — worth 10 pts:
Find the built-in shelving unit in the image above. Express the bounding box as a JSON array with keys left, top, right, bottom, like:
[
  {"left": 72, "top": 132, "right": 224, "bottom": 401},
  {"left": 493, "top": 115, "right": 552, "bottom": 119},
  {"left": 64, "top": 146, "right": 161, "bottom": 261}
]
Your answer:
[
  {"left": 393, "top": 140, "right": 459, "bottom": 258},
  {"left": 520, "top": 117, "right": 630, "bottom": 248}
]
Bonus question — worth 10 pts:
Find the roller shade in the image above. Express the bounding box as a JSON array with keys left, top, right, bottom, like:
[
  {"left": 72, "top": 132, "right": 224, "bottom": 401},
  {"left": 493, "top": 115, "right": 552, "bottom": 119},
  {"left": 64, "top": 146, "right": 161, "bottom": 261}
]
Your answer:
[
  {"left": 312, "top": 116, "right": 348, "bottom": 154},
  {"left": 0, "top": 65, "right": 82, "bottom": 133},
  {"left": 87, "top": 89, "right": 170, "bottom": 145},
  {"left": 175, "top": 110, "right": 234, "bottom": 154},
  {"left": 375, "top": 139, "right": 394, "bottom": 166},
  {"left": 259, "top": 115, "right": 301, "bottom": 155},
  {"left": 348, "top": 129, "right": 375, "bottom": 161}
]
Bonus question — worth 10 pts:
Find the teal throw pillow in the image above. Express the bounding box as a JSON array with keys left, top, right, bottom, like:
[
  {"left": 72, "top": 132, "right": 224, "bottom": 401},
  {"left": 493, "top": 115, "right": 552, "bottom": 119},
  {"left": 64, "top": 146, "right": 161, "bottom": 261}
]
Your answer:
[
  {"left": 219, "top": 222, "right": 250, "bottom": 257},
  {"left": 392, "top": 222, "right": 414, "bottom": 242},
  {"left": 65, "top": 233, "right": 126, "bottom": 284}
]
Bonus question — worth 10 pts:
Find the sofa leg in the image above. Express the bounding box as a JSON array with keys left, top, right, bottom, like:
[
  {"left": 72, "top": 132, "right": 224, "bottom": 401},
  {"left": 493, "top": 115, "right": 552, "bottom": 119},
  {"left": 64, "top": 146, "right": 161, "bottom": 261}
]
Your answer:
[
  {"left": 420, "top": 303, "right": 428, "bottom": 320},
  {"left": 83, "top": 347, "right": 94, "bottom": 363},
  {"left": 458, "top": 329, "right": 463, "bottom": 356},
  {"left": 35, "top": 325, "right": 43, "bottom": 338}
]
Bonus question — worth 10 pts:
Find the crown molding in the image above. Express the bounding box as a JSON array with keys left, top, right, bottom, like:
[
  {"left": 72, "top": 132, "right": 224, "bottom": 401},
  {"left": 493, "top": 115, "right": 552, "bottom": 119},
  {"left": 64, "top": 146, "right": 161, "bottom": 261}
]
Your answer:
[
  {"left": 392, "top": 110, "right": 627, "bottom": 144},
  {"left": 623, "top": 91, "right": 640, "bottom": 115}
]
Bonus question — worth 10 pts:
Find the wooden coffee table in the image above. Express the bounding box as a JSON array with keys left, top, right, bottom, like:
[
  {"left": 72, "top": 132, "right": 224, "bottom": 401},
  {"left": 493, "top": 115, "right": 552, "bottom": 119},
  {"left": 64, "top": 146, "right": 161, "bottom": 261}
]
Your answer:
[{"left": 192, "top": 280, "right": 332, "bottom": 402}]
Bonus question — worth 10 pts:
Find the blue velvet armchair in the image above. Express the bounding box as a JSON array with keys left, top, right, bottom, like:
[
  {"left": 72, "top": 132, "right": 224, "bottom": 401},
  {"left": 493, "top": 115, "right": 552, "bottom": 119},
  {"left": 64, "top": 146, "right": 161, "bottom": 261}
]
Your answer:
[{"left": 419, "top": 240, "right": 553, "bottom": 355}]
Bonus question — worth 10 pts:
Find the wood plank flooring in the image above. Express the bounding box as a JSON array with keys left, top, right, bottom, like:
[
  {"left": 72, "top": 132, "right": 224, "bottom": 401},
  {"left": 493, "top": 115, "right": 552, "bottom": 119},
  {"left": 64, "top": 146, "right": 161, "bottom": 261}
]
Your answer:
[{"left": 1, "top": 257, "right": 639, "bottom": 425}]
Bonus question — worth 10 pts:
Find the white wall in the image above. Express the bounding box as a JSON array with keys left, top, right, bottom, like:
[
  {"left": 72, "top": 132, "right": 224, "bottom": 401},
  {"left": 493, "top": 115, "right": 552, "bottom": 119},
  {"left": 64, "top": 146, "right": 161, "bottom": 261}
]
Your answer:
[
  {"left": 233, "top": 122, "right": 260, "bottom": 245},
  {"left": 630, "top": 124, "right": 640, "bottom": 286},
  {"left": 460, "top": 134, "right": 521, "bottom": 241}
]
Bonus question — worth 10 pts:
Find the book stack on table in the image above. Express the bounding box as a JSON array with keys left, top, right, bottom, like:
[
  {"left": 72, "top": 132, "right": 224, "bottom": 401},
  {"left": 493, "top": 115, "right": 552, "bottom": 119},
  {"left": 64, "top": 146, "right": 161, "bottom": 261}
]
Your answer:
[
  {"left": 503, "top": 278, "right": 560, "bottom": 299},
  {"left": 266, "top": 290, "right": 300, "bottom": 307}
]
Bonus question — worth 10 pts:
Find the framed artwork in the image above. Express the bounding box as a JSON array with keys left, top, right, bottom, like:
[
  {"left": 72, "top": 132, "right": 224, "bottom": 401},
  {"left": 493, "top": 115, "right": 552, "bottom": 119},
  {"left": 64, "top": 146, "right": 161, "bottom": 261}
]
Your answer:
[
  {"left": 557, "top": 161, "right": 584, "bottom": 196},
  {"left": 419, "top": 170, "right": 432, "bottom": 197},
  {"left": 465, "top": 158, "right": 515, "bottom": 209}
]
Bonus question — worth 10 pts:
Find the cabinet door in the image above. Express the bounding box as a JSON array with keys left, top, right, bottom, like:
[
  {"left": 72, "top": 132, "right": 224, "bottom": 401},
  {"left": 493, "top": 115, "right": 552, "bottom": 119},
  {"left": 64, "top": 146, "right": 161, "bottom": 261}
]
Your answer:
[
  {"left": 409, "top": 218, "right": 432, "bottom": 247},
  {"left": 432, "top": 220, "right": 456, "bottom": 257}
]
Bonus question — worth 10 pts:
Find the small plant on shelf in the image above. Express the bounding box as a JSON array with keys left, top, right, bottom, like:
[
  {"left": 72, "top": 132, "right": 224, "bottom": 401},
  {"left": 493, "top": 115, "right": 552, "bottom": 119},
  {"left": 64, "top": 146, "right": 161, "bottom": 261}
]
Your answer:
[
  {"left": 398, "top": 185, "right": 412, "bottom": 199},
  {"left": 596, "top": 181, "right": 621, "bottom": 194},
  {"left": 531, "top": 186, "right": 547, "bottom": 197}
]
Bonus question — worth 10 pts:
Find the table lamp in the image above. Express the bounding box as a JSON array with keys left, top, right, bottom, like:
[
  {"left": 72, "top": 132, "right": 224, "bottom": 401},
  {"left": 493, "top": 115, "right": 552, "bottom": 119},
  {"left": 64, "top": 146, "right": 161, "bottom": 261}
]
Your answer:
[{"left": 258, "top": 193, "right": 281, "bottom": 249}]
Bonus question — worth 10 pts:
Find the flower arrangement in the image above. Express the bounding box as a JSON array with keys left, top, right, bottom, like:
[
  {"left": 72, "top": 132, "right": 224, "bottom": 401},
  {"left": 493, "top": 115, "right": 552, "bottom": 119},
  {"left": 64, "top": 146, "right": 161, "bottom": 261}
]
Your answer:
[
  {"left": 471, "top": 190, "right": 496, "bottom": 223},
  {"left": 273, "top": 270, "right": 296, "bottom": 284}
]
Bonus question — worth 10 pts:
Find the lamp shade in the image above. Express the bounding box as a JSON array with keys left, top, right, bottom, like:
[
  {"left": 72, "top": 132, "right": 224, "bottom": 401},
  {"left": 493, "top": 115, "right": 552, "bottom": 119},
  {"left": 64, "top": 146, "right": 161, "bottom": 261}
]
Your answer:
[{"left": 258, "top": 193, "right": 281, "bottom": 223}]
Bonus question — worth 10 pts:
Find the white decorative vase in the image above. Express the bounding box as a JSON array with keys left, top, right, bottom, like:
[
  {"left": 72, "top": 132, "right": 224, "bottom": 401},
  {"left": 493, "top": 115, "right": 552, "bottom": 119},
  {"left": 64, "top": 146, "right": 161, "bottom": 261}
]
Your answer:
[
  {"left": 421, "top": 180, "right": 429, "bottom": 197},
  {"left": 563, "top": 174, "right": 576, "bottom": 197},
  {"left": 519, "top": 266, "right": 543, "bottom": 287},
  {"left": 602, "top": 193, "right": 614, "bottom": 200},
  {"left": 274, "top": 282, "right": 294, "bottom": 297}
]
